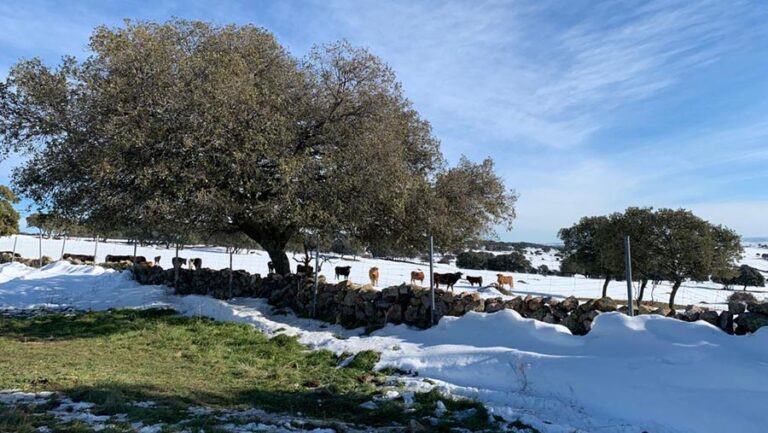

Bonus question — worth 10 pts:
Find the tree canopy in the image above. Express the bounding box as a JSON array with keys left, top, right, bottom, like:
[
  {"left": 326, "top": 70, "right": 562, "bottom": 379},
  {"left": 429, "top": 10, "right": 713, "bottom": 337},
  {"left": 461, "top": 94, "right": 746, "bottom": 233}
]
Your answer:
[
  {"left": 559, "top": 207, "right": 742, "bottom": 309},
  {"left": 0, "top": 185, "right": 20, "bottom": 236},
  {"left": 0, "top": 19, "right": 517, "bottom": 274}
]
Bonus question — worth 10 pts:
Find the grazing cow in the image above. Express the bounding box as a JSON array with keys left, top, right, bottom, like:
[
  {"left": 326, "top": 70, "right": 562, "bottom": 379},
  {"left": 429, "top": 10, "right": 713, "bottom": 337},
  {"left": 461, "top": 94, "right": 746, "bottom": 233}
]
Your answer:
[
  {"left": 297, "top": 264, "right": 314, "bottom": 274},
  {"left": 335, "top": 265, "right": 351, "bottom": 280},
  {"left": 466, "top": 275, "right": 483, "bottom": 287},
  {"left": 172, "top": 257, "right": 187, "bottom": 269},
  {"left": 496, "top": 274, "right": 514, "bottom": 290},
  {"left": 154, "top": 256, "right": 161, "bottom": 265},
  {"left": 191, "top": 258, "right": 202, "bottom": 270},
  {"left": 105, "top": 254, "right": 146, "bottom": 264},
  {"left": 434, "top": 272, "right": 463, "bottom": 291},
  {"left": 63, "top": 253, "right": 96, "bottom": 263},
  {"left": 369, "top": 267, "right": 379, "bottom": 286},
  {"left": 267, "top": 261, "right": 275, "bottom": 274},
  {"left": 410, "top": 270, "right": 425, "bottom": 285}
]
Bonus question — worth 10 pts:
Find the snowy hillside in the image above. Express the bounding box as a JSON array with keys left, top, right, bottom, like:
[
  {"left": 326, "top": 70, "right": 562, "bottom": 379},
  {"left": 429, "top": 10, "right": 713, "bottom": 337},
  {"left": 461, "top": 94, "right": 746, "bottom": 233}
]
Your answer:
[
  {"left": 0, "top": 258, "right": 767, "bottom": 433},
  {"left": 2, "top": 235, "right": 765, "bottom": 310}
]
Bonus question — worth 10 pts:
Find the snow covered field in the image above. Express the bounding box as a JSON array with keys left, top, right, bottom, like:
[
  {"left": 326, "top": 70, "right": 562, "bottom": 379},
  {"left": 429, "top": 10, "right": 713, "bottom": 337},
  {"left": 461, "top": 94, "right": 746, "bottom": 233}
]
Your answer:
[
  {"left": 1, "top": 236, "right": 768, "bottom": 432},
  {"left": 2, "top": 235, "right": 766, "bottom": 309}
]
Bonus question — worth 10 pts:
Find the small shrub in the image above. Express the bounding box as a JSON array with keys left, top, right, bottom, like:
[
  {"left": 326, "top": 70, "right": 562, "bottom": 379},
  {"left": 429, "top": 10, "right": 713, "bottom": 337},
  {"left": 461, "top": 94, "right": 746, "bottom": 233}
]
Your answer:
[
  {"left": 456, "top": 251, "right": 494, "bottom": 270},
  {"left": 727, "top": 291, "right": 758, "bottom": 304},
  {"left": 345, "top": 350, "right": 380, "bottom": 371}
]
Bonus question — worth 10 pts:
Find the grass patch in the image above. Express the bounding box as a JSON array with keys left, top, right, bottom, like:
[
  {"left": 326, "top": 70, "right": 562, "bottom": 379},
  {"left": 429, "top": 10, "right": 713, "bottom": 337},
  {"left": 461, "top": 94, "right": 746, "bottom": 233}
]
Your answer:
[{"left": 0, "top": 309, "right": 499, "bottom": 431}]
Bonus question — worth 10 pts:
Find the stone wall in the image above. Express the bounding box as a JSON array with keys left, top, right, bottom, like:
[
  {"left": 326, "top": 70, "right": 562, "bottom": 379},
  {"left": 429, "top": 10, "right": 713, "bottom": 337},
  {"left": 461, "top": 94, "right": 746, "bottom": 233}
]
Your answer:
[{"left": 131, "top": 266, "right": 768, "bottom": 335}]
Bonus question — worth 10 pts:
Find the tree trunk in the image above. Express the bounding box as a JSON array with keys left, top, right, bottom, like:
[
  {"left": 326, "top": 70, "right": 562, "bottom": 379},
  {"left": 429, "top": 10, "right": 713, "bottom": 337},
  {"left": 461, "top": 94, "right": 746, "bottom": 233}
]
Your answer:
[
  {"left": 239, "top": 221, "right": 295, "bottom": 276},
  {"left": 602, "top": 275, "right": 611, "bottom": 298},
  {"left": 266, "top": 248, "right": 291, "bottom": 275},
  {"left": 668, "top": 280, "right": 682, "bottom": 310},
  {"left": 637, "top": 279, "right": 648, "bottom": 304}
]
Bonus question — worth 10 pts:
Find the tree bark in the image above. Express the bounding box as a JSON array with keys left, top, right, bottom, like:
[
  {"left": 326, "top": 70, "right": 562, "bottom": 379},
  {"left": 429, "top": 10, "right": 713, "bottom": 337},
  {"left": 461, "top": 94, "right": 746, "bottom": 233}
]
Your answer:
[
  {"left": 602, "top": 275, "right": 611, "bottom": 298},
  {"left": 668, "top": 280, "right": 682, "bottom": 310},
  {"left": 637, "top": 279, "right": 648, "bottom": 304},
  {"left": 238, "top": 220, "right": 295, "bottom": 276}
]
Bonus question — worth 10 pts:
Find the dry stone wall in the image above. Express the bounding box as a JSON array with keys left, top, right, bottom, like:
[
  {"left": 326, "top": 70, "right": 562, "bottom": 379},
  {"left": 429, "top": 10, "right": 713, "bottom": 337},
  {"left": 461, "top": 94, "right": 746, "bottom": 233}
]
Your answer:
[{"left": 131, "top": 266, "right": 768, "bottom": 335}]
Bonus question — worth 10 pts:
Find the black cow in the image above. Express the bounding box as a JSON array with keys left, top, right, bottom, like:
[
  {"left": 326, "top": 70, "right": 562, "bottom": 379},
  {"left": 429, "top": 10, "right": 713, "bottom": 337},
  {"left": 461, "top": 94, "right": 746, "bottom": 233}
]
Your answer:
[
  {"left": 297, "top": 264, "right": 314, "bottom": 274},
  {"left": 63, "top": 253, "right": 95, "bottom": 262},
  {"left": 172, "top": 257, "right": 187, "bottom": 269},
  {"left": 335, "top": 265, "right": 351, "bottom": 280},
  {"left": 105, "top": 254, "right": 146, "bottom": 264},
  {"left": 433, "top": 272, "right": 463, "bottom": 291}
]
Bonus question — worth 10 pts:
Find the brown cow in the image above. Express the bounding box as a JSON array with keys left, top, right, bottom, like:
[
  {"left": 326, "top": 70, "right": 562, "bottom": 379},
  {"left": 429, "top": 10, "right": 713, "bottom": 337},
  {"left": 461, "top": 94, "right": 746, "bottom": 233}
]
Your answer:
[
  {"left": 434, "top": 272, "right": 463, "bottom": 291},
  {"left": 335, "top": 265, "right": 351, "bottom": 280},
  {"left": 410, "top": 270, "right": 425, "bottom": 285},
  {"left": 466, "top": 275, "right": 483, "bottom": 287},
  {"left": 496, "top": 274, "right": 514, "bottom": 290},
  {"left": 369, "top": 267, "right": 379, "bottom": 286}
]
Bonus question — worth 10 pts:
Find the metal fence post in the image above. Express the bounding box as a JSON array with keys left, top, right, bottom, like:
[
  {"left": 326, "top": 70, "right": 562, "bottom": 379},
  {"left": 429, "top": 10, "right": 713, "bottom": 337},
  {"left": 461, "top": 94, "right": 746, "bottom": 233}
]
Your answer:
[
  {"left": 429, "top": 235, "right": 435, "bottom": 326},
  {"left": 174, "top": 244, "right": 180, "bottom": 288},
  {"left": 93, "top": 235, "right": 99, "bottom": 267},
  {"left": 624, "top": 235, "right": 634, "bottom": 317},
  {"left": 312, "top": 239, "right": 319, "bottom": 318},
  {"left": 228, "top": 247, "right": 234, "bottom": 299},
  {"left": 11, "top": 235, "right": 18, "bottom": 262},
  {"left": 38, "top": 230, "right": 43, "bottom": 267},
  {"left": 60, "top": 235, "right": 67, "bottom": 260}
]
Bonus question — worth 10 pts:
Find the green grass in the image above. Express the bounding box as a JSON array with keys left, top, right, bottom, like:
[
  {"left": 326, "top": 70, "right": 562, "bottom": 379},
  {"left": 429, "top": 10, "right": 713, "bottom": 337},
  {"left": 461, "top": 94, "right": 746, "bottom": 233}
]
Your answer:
[{"left": 0, "top": 309, "right": 500, "bottom": 431}]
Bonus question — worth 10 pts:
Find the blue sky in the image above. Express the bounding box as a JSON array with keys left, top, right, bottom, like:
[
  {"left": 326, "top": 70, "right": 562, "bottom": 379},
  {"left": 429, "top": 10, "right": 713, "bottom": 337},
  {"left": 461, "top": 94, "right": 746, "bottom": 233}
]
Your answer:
[{"left": 1, "top": 0, "right": 767, "bottom": 242}]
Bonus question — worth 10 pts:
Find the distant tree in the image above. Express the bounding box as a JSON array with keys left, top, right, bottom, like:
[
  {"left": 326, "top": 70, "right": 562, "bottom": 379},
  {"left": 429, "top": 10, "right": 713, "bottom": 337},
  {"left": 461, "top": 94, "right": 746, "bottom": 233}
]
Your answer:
[
  {"left": 651, "top": 209, "right": 742, "bottom": 309},
  {"left": 487, "top": 251, "right": 533, "bottom": 273},
  {"left": 0, "top": 19, "right": 517, "bottom": 275},
  {"left": 714, "top": 265, "right": 765, "bottom": 290},
  {"left": 560, "top": 207, "right": 742, "bottom": 308},
  {"left": 456, "top": 251, "right": 495, "bottom": 270},
  {"left": 617, "top": 207, "right": 659, "bottom": 303},
  {"left": 0, "top": 186, "right": 20, "bottom": 236},
  {"left": 558, "top": 215, "right": 623, "bottom": 297}
]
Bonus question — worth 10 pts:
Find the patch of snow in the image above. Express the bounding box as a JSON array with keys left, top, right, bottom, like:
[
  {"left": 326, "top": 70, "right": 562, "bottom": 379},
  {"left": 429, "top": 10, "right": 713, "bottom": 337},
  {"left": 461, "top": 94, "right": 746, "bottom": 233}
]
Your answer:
[{"left": 2, "top": 238, "right": 768, "bottom": 433}]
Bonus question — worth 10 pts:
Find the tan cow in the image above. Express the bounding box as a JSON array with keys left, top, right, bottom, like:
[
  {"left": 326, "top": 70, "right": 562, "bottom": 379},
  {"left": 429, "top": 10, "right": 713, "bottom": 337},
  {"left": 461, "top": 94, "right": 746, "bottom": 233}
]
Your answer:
[
  {"left": 410, "top": 270, "right": 425, "bottom": 285},
  {"left": 496, "top": 274, "right": 514, "bottom": 290},
  {"left": 369, "top": 267, "right": 380, "bottom": 286}
]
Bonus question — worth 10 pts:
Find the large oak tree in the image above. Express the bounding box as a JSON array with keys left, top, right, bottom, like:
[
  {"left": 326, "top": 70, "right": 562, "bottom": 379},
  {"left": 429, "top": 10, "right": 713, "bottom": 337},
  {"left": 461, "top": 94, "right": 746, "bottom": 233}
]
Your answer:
[{"left": 0, "top": 20, "right": 517, "bottom": 274}]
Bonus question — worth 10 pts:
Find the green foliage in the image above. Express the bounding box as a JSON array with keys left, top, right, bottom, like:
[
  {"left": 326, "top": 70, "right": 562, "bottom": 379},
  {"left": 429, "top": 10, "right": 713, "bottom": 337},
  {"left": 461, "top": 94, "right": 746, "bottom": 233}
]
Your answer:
[
  {"left": 714, "top": 265, "right": 765, "bottom": 289},
  {"left": 344, "top": 350, "right": 381, "bottom": 371},
  {"left": 559, "top": 207, "right": 742, "bottom": 308},
  {"left": 0, "top": 19, "right": 517, "bottom": 275},
  {"left": 456, "top": 250, "right": 533, "bottom": 273},
  {"left": 487, "top": 251, "right": 533, "bottom": 273},
  {"left": 0, "top": 184, "right": 19, "bottom": 236},
  {"left": 457, "top": 251, "right": 495, "bottom": 269}
]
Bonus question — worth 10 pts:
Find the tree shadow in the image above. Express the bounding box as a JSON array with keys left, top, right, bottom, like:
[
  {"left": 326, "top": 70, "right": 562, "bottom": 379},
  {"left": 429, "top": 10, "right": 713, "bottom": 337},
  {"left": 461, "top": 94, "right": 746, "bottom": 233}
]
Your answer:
[{"left": 0, "top": 308, "right": 179, "bottom": 341}]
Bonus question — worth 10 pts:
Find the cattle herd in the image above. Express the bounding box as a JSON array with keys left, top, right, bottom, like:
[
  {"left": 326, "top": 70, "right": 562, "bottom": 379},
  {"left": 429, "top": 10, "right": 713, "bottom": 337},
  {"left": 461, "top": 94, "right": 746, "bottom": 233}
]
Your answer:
[
  {"left": 283, "top": 264, "right": 515, "bottom": 292},
  {"left": 57, "top": 250, "right": 516, "bottom": 292}
]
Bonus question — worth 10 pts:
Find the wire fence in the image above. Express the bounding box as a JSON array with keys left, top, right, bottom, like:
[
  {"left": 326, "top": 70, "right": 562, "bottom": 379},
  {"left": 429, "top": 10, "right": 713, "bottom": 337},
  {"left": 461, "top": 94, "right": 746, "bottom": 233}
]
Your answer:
[{"left": 1, "top": 233, "right": 763, "bottom": 308}]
